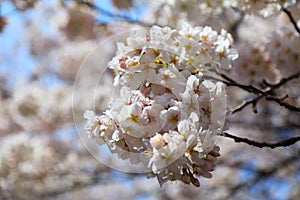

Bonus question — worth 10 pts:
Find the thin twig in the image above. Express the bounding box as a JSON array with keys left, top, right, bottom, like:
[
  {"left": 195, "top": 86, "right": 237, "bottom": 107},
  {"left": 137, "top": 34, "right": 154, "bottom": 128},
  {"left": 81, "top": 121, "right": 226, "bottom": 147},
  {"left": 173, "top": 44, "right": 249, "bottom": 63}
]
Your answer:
[
  {"left": 231, "top": 97, "right": 261, "bottom": 114},
  {"left": 223, "top": 71, "right": 300, "bottom": 114},
  {"left": 270, "top": 70, "right": 300, "bottom": 89},
  {"left": 228, "top": 119, "right": 300, "bottom": 131},
  {"left": 232, "top": 93, "right": 300, "bottom": 114},
  {"left": 265, "top": 95, "right": 300, "bottom": 112},
  {"left": 220, "top": 132, "right": 300, "bottom": 149},
  {"left": 221, "top": 73, "right": 266, "bottom": 95}
]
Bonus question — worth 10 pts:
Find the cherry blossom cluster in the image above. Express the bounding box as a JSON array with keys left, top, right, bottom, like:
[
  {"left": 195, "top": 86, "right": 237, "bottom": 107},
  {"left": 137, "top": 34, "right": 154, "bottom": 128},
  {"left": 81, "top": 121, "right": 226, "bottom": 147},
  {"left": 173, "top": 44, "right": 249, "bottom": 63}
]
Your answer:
[
  {"left": 84, "top": 24, "right": 238, "bottom": 187},
  {"left": 231, "top": 25, "right": 300, "bottom": 89},
  {"left": 237, "top": 0, "right": 297, "bottom": 17},
  {"left": 6, "top": 83, "right": 72, "bottom": 132},
  {"left": 150, "top": 0, "right": 297, "bottom": 29},
  {"left": 267, "top": 27, "right": 300, "bottom": 77},
  {"left": 151, "top": 0, "right": 237, "bottom": 27},
  {"left": 266, "top": 26, "right": 300, "bottom": 101},
  {"left": 232, "top": 42, "right": 280, "bottom": 85},
  {"left": 0, "top": 132, "right": 94, "bottom": 198}
]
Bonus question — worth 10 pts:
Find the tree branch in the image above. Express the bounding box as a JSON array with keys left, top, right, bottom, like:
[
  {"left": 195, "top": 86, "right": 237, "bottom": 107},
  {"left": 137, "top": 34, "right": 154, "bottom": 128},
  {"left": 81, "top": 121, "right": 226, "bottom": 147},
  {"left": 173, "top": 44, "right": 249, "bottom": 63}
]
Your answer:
[
  {"left": 265, "top": 95, "right": 300, "bottom": 112},
  {"left": 270, "top": 70, "right": 300, "bottom": 89},
  {"left": 228, "top": 119, "right": 300, "bottom": 131},
  {"left": 221, "top": 73, "right": 265, "bottom": 95},
  {"left": 220, "top": 132, "right": 300, "bottom": 149},
  {"left": 282, "top": 7, "right": 300, "bottom": 35},
  {"left": 220, "top": 71, "right": 300, "bottom": 114},
  {"left": 231, "top": 96, "right": 261, "bottom": 114}
]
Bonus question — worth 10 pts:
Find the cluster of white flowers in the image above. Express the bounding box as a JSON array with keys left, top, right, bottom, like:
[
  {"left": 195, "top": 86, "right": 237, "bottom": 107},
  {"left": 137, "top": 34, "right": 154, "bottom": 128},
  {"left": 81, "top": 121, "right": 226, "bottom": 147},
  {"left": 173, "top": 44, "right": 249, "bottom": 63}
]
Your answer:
[
  {"left": 7, "top": 83, "right": 72, "bottom": 132},
  {"left": 232, "top": 42, "right": 280, "bottom": 84},
  {"left": 237, "top": 0, "right": 297, "bottom": 17},
  {"left": 231, "top": 23, "right": 300, "bottom": 88},
  {"left": 266, "top": 26, "right": 300, "bottom": 102},
  {"left": 150, "top": 0, "right": 297, "bottom": 29},
  {"left": 84, "top": 24, "right": 238, "bottom": 186},
  {"left": 226, "top": 10, "right": 300, "bottom": 129},
  {"left": 151, "top": 0, "right": 238, "bottom": 28},
  {"left": 0, "top": 133, "right": 81, "bottom": 198},
  {"left": 267, "top": 27, "right": 300, "bottom": 77}
]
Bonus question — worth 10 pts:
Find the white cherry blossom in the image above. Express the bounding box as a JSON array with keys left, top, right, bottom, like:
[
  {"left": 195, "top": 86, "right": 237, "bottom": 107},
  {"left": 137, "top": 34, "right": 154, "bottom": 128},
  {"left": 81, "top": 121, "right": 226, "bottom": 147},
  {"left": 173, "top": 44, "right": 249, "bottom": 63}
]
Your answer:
[{"left": 85, "top": 25, "right": 236, "bottom": 187}]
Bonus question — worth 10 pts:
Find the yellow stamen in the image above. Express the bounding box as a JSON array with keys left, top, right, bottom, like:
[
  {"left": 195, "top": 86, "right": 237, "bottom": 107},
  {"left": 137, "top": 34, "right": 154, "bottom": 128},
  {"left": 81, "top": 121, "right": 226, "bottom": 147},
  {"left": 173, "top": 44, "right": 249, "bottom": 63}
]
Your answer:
[{"left": 129, "top": 114, "right": 138, "bottom": 122}]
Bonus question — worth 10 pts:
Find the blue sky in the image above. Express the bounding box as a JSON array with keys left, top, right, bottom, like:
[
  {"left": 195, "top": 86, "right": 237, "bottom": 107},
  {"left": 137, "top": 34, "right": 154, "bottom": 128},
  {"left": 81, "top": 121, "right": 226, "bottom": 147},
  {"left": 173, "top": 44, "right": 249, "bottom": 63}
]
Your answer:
[
  {"left": 0, "top": 1, "right": 35, "bottom": 85},
  {"left": 0, "top": 0, "right": 146, "bottom": 86}
]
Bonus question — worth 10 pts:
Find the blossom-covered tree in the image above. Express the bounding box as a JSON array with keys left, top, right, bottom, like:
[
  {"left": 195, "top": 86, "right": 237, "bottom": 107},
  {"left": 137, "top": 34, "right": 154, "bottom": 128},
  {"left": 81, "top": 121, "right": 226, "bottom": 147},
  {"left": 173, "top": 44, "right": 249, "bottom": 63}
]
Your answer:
[{"left": 1, "top": 0, "right": 300, "bottom": 199}]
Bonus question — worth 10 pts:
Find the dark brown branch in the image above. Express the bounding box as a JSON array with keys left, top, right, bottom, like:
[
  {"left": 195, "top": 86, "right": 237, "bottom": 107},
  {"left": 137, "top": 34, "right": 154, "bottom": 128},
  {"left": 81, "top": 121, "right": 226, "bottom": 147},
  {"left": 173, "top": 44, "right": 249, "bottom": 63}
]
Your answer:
[
  {"left": 221, "top": 74, "right": 266, "bottom": 95},
  {"left": 282, "top": 7, "right": 300, "bottom": 35},
  {"left": 265, "top": 95, "right": 300, "bottom": 112},
  {"left": 271, "top": 70, "right": 300, "bottom": 89},
  {"left": 231, "top": 96, "right": 261, "bottom": 114},
  {"left": 220, "top": 132, "right": 300, "bottom": 149},
  {"left": 221, "top": 71, "right": 300, "bottom": 114},
  {"left": 232, "top": 93, "right": 300, "bottom": 114},
  {"left": 228, "top": 119, "right": 300, "bottom": 131}
]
